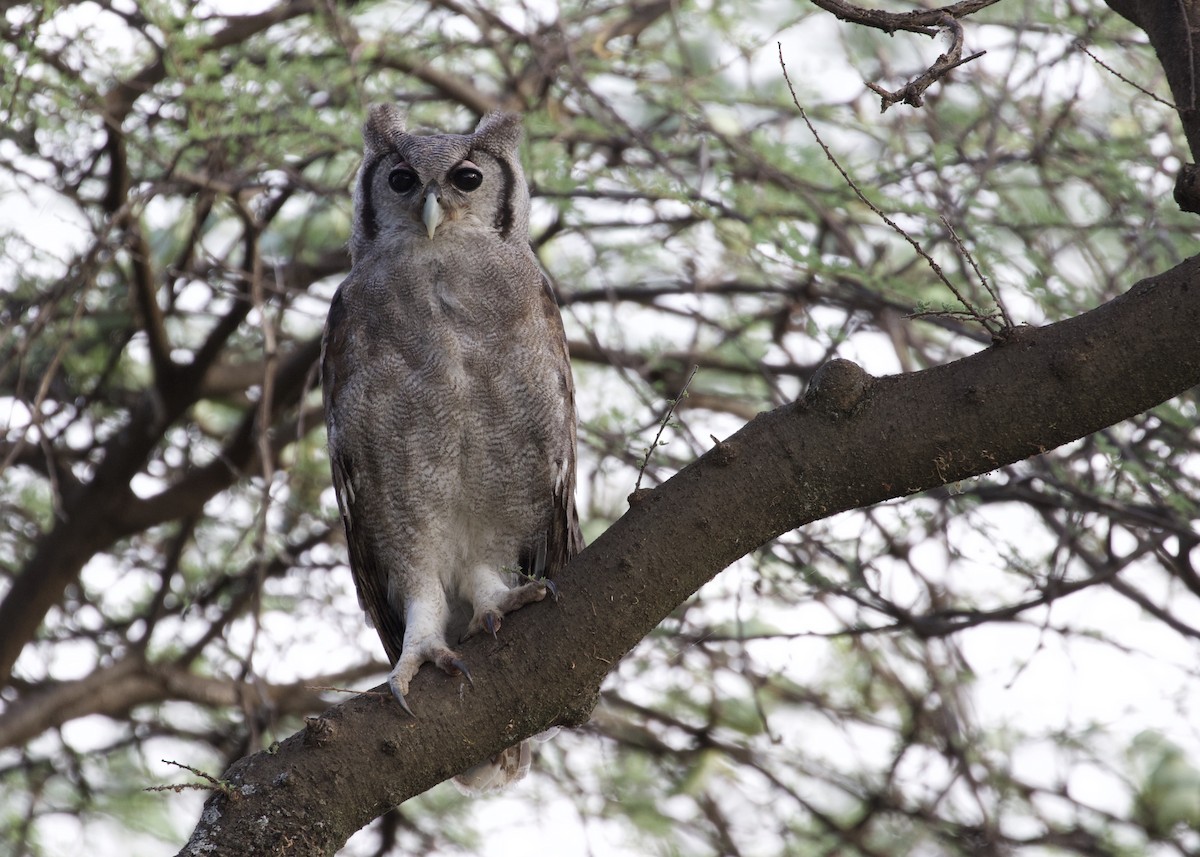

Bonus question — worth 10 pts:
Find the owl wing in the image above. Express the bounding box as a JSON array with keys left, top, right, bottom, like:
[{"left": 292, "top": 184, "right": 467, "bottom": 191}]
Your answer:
[
  {"left": 527, "top": 272, "right": 585, "bottom": 581},
  {"left": 321, "top": 285, "right": 406, "bottom": 664}
]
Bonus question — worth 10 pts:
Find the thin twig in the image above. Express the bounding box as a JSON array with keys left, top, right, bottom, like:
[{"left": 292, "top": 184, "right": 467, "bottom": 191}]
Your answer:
[
  {"left": 634, "top": 365, "right": 699, "bottom": 492},
  {"left": 940, "top": 215, "right": 1012, "bottom": 330},
  {"left": 1077, "top": 42, "right": 1177, "bottom": 110},
  {"left": 305, "top": 684, "right": 389, "bottom": 697},
  {"left": 145, "top": 760, "right": 237, "bottom": 797},
  {"left": 778, "top": 44, "right": 1004, "bottom": 337}
]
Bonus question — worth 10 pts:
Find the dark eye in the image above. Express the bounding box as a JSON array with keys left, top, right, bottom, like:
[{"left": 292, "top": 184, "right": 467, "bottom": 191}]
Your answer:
[
  {"left": 387, "top": 167, "right": 417, "bottom": 193},
  {"left": 451, "top": 166, "right": 483, "bottom": 192}
]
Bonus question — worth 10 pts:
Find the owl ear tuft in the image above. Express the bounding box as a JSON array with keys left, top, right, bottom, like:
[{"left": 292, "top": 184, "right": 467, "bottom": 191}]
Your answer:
[
  {"left": 472, "top": 111, "right": 523, "bottom": 154},
  {"left": 363, "top": 104, "right": 407, "bottom": 154}
]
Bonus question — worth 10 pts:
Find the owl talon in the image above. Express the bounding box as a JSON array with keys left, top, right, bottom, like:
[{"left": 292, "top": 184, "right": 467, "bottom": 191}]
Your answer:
[
  {"left": 448, "top": 657, "right": 475, "bottom": 687},
  {"left": 385, "top": 639, "right": 471, "bottom": 715},
  {"left": 461, "top": 610, "right": 504, "bottom": 642},
  {"left": 387, "top": 679, "right": 416, "bottom": 717}
]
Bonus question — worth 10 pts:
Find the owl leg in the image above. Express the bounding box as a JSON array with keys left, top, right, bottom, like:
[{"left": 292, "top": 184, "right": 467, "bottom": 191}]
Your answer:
[
  {"left": 387, "top": 594, "right": 472, "bottom": 715},
  {"left": 460, "top": 569, "right": 549, "bottom": 641}
]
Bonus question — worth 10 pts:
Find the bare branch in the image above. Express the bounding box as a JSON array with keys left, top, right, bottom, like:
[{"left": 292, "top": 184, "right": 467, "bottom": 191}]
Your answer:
[
  {"left": 806, "top": 0, "right": 996, "bottom": 109},
  {"left": 779, "top": 45, "right": 1008, "bottom": 337}
]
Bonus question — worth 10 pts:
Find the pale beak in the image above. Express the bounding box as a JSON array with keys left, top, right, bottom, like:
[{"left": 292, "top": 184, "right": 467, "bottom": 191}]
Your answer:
[{"left": 422, "top": 186, "right": 443, "bottom": 238}]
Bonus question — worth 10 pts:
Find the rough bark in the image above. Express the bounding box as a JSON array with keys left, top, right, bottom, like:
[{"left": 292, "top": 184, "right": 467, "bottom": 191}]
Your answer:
[{"left": 178, "top": 254, "right": 1200, "bottom": 857}]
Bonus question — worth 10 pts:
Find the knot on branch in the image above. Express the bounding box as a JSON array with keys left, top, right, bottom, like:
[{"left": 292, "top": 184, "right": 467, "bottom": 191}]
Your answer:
[
  {"left": 627, "top": 487, "right": 655, "bottom": 507},
  {"left": 804, "top": 359, "right": 873, "bottom": 416},
  {"left": 304, "top": 716, "right": 336, "bottom": 747},
  {"left": 706, "top": 434, "right": 738, "bottom": 466}
]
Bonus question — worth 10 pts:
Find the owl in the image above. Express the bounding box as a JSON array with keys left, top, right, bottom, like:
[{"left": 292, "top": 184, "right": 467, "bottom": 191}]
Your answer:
[{"left": 321, "top": 106, "right": 583, "bottom": 792}]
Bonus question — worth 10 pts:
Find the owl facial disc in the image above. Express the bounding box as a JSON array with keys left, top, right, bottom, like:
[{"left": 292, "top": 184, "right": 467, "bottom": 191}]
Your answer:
[{"left": 422, "top": 185, "right": 442, "bottom": 238}]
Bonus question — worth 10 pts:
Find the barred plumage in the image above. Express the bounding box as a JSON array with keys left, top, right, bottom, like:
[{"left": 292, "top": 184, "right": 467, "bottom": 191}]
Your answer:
[{"left": 322, "top": 107, "right": 583, "bottom": 793}]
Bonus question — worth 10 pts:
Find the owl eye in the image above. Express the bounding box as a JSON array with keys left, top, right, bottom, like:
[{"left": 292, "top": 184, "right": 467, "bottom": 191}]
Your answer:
[
  {"left": 387, "top": 167, "right": 418, "bottom": 193},
  {"left": 450, "top": 166, "right": 483, "bottom": 192}
]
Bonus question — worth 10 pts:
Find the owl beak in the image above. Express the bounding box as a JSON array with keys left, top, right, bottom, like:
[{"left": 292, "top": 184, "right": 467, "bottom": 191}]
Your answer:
[{"left": 422, "top": 186, "right": 443, "bottom": 238}]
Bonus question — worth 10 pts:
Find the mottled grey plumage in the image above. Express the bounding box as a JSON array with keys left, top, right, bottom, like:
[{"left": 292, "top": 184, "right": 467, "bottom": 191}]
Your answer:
[{"left": 321, "top": 106, "right": 583, "bottom": 792}]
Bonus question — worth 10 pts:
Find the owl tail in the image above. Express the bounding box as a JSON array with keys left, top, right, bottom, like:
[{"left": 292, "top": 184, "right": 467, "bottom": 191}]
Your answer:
[{"left": 452, "top": 740, "right": 532, "bottom": 795}]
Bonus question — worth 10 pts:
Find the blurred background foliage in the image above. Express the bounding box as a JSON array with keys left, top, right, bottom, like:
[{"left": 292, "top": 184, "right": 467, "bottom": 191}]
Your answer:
[{"left": 1, "top": 0, "right": 1198, "bottom": 855}]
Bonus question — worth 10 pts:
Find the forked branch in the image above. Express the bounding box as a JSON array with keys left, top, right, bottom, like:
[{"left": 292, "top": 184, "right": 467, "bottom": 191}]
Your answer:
[{"left": 807, "top": 0, "right": 1001, "bottom": 109}]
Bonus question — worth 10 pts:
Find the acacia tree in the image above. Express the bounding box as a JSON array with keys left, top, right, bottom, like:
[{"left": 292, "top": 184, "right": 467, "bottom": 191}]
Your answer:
[{"left": 1, "top": 1, "right": 1198, "bottom": 855}]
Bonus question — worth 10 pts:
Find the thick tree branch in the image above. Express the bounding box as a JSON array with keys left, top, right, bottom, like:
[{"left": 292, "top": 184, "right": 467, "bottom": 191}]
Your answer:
[{"left": 178, "top": 253, "right": 1200, "bottom": 857}]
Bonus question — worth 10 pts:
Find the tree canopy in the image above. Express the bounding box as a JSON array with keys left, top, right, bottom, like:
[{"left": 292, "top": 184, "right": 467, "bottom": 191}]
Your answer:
[{"left": 1, "top": 1, "right": 1198, "bottom": 855}]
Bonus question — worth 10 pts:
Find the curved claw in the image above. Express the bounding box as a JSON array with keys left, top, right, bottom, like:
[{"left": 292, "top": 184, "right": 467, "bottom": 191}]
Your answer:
[
  {"left": 388, "top": 680, "right": 416, "bottom": 717},
  {"left": 543, "top": 578, "right": 559, "bottom": 602},
  {"left": 483, "top": 612, "right": 499, "bottom": 640},
  {"left": 449, "top": 657, "right": 475, "bottom": 687}
]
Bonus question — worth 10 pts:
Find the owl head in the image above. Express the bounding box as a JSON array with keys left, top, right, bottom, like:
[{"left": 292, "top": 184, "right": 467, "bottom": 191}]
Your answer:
[{"left": 350, "top": 105, "right": 530, "bottom": 262}]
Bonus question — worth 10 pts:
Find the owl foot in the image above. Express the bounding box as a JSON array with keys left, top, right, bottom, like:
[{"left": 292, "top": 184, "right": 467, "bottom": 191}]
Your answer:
[
  {"left": 462, "top": 579, "right": 550, "bottom": 641},
  {"left": 387, "top": 645, "right": 473, "bottom": 716},
  {"left": 461, "top": 610, "right": 503, "bottom": 643}
]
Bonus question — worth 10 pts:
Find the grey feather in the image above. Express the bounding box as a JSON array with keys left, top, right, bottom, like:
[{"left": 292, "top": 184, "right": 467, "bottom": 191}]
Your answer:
[{"left": 322, "top": 106, "right": 583, "bottom": 792}]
